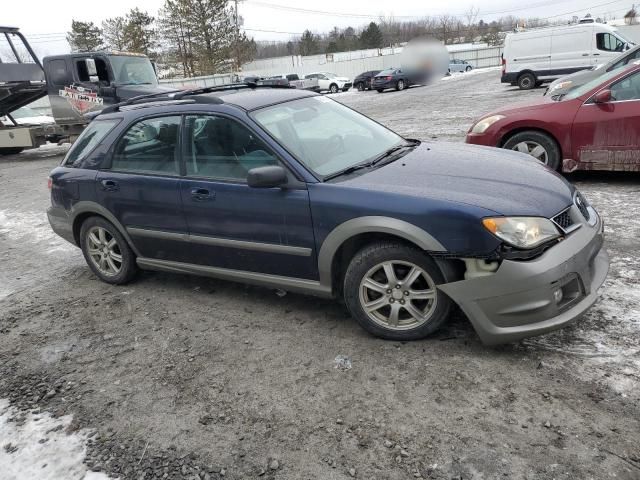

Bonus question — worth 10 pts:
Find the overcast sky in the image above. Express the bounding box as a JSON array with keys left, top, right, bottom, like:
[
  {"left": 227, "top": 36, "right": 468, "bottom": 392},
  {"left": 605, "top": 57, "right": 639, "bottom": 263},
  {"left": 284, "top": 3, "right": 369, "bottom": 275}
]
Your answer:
[{"left": 4, "top": 0, "right": 635, "bottom": 57}]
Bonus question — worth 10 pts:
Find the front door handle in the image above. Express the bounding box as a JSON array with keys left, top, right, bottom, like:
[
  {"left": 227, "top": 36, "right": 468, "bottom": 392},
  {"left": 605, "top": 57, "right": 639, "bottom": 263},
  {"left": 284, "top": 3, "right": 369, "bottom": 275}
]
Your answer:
[
  {"left": 582, "top": 53, "right": 590, "bottom": 56},
  {"left": 101, "top": 179, "right": 119, "bottom": 191},
  {"left": 190, "top": 187, "right": 214, "bottom": 201},
  {"left": 593, "top": 53, "right": 600, "bottom": 56}
]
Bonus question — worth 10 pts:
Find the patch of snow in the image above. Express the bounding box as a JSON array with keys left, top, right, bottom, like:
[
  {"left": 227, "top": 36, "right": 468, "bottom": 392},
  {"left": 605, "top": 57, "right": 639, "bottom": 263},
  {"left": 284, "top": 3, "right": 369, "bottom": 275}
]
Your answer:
[
  {"left": 0, "top": 399, "right": 115, "bottom": 480},
  {"left": 0, "top": 209, "right": 74, "bottom": 254}
]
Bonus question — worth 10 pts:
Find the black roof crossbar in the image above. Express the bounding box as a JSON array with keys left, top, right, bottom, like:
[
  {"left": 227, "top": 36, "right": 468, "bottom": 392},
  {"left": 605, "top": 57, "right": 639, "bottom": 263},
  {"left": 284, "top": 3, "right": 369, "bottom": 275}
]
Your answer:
[{"left": 97, "top": 82, "right": 295, "bottom": 115}]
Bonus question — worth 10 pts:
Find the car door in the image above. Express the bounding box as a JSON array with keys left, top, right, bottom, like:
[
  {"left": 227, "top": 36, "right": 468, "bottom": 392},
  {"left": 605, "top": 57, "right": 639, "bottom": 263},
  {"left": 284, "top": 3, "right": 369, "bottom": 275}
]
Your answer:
[
  {"left": 179, "top": 114, "right": 318, "bottom": 279},
  {"left": 316, "top": 74, "right": 329, "bottom": 91},
  {"left": 96, "top": 115, "right": 189, "bottom": 260},
  {"left": 571, "top": 70, "right": 640, "bottom": 170}
]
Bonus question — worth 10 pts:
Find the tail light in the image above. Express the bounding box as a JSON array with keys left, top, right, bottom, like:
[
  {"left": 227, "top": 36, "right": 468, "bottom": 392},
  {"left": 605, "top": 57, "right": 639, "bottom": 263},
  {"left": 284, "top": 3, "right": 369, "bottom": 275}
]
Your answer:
[
  {"left": 386, "top": 76, "right": 393, "bottom": 80},
  {"left": 47, "top": 177, "right": 52, "bottom": 190},
  {"left": 501, "top": 56, "right": 506, "bottom": 75}
]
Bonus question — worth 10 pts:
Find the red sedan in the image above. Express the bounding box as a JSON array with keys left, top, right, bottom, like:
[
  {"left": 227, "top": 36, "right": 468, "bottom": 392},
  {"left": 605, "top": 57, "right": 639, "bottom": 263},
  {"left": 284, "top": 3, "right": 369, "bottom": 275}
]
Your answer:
[{"left": 466, "top": 63, "right": 640, "bottom": 172}]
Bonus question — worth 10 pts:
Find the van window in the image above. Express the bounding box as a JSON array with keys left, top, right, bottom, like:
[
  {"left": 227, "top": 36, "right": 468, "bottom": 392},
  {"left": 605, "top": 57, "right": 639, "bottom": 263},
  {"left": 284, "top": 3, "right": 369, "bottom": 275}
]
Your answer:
[{"left": 597, "top": 33, "right": 625, "bottom": 52}]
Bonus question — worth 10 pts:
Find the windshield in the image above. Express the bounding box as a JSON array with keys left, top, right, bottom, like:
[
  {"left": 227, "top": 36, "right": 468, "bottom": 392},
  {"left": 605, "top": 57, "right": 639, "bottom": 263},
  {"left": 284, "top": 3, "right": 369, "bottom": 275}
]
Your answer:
[
  {"left": 563, "top": 66, "right": 628, "bottom": 100},
  {"left": 251, "top": 96, "right": 404, "bottom": 177},
  {"left": 110, "top": 55, "right": 158, "bottom": 85}
]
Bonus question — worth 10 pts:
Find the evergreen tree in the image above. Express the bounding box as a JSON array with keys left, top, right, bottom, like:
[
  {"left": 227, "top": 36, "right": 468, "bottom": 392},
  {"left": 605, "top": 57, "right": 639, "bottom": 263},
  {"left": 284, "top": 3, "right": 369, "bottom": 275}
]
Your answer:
[
  {"left": 359, "top": 22, "right": 383, "bottom": 49},
  {"left": 102, "top": 17, "right": 127, "bottom": 51},
  {"left": 67, "top": 20, "right": 103, "bottom": 52}
]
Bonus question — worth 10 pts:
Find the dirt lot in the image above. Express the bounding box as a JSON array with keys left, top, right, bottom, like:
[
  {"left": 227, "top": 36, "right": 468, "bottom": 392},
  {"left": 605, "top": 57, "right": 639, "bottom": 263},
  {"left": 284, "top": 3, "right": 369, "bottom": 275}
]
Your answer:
[{"left": 1, "top": 69, "right": 639, "bottom": 480}]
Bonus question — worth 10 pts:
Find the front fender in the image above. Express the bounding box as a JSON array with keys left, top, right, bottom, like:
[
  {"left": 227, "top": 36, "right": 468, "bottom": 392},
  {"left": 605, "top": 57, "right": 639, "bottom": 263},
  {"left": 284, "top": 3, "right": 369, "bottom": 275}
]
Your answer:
[{"left": 317, "top": 216, "right": 446, "bottom": 289}]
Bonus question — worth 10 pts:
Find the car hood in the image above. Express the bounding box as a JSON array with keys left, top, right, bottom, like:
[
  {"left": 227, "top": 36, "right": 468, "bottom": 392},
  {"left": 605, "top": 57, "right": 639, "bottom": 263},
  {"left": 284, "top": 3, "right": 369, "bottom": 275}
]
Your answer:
[
  {"left": 336, "top": 143, "right": 574, "bottom": 217},
  {"left": 478, "top": 96, "right": 559, "bottom": 119}
]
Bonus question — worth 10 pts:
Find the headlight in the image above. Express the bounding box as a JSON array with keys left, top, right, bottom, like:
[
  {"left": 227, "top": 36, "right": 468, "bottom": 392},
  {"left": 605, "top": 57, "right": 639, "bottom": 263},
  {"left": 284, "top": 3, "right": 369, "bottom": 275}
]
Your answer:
[
  {"left": 470, "top": 115, "right": 505, "bottom": 134},
  {"left": 482, "top": 217, "right": 561, "bottom": 249},
  {"left": 549, "top": 80, "right": 572, "bottom": 93}
]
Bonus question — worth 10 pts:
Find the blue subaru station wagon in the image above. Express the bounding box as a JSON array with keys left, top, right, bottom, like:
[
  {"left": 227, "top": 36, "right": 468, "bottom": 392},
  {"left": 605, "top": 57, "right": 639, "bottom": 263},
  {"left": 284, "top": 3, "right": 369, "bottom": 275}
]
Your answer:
[{"left": 47, "top": 85, "right": 609, "bottom": 345}]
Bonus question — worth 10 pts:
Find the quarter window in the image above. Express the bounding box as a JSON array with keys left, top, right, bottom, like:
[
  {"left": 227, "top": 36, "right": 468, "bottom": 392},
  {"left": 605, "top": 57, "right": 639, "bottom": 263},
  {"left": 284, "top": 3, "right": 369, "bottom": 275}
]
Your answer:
[
  {"left": 185, "top": 115, "right": 278, "bottom": 181},
  {"left": 596, "top": 33, "right": 625, "bottom": 52},
  {"left": 111, "top": 116, "right": 181, "bottom": 175},
  {"left": 64, "top": 119, "right": 119, "bottom": 166}
]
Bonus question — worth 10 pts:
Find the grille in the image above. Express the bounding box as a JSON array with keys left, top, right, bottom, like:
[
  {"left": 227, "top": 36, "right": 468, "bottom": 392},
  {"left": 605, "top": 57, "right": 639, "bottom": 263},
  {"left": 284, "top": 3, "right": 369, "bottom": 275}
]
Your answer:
[
  {"left": 553, "top": 210, "right": 574, "bottom": 230},
  {"left": 575, "top": 191, "right": 590, "bottom": 221}
]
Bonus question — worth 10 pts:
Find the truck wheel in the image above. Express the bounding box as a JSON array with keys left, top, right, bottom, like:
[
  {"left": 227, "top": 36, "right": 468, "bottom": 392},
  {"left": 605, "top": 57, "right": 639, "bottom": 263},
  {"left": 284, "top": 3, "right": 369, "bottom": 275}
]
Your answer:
[
  {"left": 343, "top": 241, "right": 452, "bottom": 341},
  {"left": 503, "top": 130, "right": 561, "bottom": 171},
  {"left": 80, "top": 216, "right": 137, "bottom": 285},
  {"left": 396, "top": 79, "right": 405, "bottom": 91},
  {"left": 517, "top": 72, "right": 536, "bottom": 90},
  {"left": 329, "top": 83, "right": 339, "bottom": 94},
  {"left": 356, "top": 82, "right": 365, "bottom": 91},
  {"left": 0, "top": 147, "right": 24, "bottom": 156}
]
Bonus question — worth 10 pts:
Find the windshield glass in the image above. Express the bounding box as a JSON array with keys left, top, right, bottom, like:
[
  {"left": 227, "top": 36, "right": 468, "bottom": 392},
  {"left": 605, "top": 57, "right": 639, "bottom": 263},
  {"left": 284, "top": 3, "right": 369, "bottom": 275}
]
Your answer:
[
  {"left": 110, "top": 55, "right": 158, "bottom": 85},
  {"left": 563, "top": 66, "right": 628, "bottom": 100},
  {"left": 252, "top": 96, "right": 404, "bottom": 177}
]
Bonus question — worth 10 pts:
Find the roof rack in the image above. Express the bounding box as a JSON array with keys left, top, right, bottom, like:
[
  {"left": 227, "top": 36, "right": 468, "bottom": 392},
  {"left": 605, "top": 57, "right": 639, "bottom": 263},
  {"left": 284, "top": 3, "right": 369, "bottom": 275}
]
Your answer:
[{"left": 98, "top": 82, "right": 295, "bottom": 115}]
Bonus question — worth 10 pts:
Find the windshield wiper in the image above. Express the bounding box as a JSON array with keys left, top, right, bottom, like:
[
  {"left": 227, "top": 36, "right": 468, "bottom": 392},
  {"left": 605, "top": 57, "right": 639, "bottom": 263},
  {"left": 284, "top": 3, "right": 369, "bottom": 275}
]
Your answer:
[{"left": 323, "top": 141, "right": 418, "bottom": 181}]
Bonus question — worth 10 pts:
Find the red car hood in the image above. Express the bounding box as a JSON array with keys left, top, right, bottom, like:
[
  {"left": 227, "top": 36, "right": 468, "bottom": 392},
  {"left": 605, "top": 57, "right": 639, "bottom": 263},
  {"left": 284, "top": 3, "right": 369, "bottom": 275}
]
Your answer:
[{"left": 476, "top": 96, "right": 560, "bottom": 120}]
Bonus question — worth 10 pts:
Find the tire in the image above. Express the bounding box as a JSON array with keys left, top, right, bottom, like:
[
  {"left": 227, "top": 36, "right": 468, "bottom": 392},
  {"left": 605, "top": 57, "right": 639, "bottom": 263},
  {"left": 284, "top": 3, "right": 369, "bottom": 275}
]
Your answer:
[
  {"left": 376, "top": 89, "right": 384, "bottom": 93},
  {"left": 502, "top": 130, "right": 561, "bottom": 171},
  {"left": 356, "top": 82, "right": 365, "bottom": 91},
  {"left": 396, "top": 79, "right": 405, "bottom": 91},
  {"left": 80, "top": 216, "right": 137, "bottom": 285},
  {"left": 465, "top": 66, "right": 472, "bottom": 72},
  {"left": 329, "top": 83, "right": 339, "bottom": 94},
  {"left": 343, "top": 241, "right": 453, "bottom": 341},
  {"left": 517, "top": 72, "right": 536, "bottom": 90},
  {"left": 0, "top": 147, "right": 24, "bottom": 156}
]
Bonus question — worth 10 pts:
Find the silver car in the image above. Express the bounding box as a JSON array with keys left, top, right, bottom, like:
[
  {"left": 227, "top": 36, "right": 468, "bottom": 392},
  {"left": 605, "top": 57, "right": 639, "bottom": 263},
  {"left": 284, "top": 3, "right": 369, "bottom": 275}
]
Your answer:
[{"left": 449, "top": 59, "right": 473, "bottom": 73}]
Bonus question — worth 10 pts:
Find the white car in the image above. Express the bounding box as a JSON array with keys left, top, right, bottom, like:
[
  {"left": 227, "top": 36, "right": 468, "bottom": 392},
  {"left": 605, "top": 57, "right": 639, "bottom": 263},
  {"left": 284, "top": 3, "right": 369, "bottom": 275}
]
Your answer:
[
  {"left": 304, "top": 72, "right": 352, "bottom": 93},
  {"left": 1, "top": 106, "right": 55, "bottom": 125}
]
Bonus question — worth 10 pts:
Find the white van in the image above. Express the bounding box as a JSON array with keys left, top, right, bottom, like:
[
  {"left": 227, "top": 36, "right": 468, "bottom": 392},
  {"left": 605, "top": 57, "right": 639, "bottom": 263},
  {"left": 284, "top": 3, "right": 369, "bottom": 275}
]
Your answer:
[{"left": 502, "top": 23, "right": 635, "bottom": 89}]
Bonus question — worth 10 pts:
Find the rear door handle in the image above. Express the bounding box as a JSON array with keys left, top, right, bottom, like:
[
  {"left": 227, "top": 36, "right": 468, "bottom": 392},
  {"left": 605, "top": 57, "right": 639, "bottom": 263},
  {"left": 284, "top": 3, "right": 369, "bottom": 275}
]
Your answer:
[
  {"left": 190, "top": 187, "right": 214, "bottom": 201},
  {"left": 101, "top": 179, "right": 119, "bottom": 191},
  {"left": 593, "top": 53, "right": 600, "bottom": 56}
]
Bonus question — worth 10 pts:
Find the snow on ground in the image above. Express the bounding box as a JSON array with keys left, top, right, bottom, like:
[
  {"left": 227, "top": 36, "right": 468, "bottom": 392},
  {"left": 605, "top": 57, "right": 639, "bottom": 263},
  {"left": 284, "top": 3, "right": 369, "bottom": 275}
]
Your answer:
[{"left": 0, "top": 399, "right": 113, "bottom": 480}]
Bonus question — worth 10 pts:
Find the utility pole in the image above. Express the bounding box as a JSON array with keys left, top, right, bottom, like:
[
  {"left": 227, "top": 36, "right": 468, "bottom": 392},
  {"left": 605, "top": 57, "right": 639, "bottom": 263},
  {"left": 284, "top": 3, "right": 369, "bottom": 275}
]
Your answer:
[{"left": 234, "top": 0, "right": 240, "bottom": 73}]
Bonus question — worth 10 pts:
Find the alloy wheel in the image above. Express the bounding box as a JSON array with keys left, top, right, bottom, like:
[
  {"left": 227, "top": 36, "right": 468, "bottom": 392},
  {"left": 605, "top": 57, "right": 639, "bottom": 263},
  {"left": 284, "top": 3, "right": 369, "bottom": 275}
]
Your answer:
[
  {"left": 358, "top": 260, "right": 437, "bottom": 331},
  {"left": 86, "top": 226, "right": 123, "bottom": 277},
  {"left": 511, "top": 141, "right": 549, "bottom": 164}
]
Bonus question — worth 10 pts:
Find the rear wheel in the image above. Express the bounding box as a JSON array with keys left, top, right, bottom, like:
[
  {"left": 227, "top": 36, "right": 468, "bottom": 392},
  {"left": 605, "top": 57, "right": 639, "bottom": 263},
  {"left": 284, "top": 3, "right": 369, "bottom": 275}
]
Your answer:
[
  {"left": 80, "top": 216, "right": 137, "bottom": 284},
  {"left": 376, "top": 89, "right": 384, "bottom": 93},
  {"left": 503, "top": 130, "right": 561, "bottom": 171},
  {"left": 396, "top": 79, "right": 405, "bottom": 91},
  {"left": 517, "top": 72, "right": 536, "bottom": 90},
  {"left": 343, "top": 242, "right": 452, "bottom": 341}
]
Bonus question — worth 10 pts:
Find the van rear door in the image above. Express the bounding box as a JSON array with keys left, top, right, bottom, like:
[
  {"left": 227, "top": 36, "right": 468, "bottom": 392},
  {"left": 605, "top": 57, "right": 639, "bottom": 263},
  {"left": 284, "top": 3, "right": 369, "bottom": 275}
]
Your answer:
[{"left": 549, "top": 26, "right": 593, "bottom": 78}]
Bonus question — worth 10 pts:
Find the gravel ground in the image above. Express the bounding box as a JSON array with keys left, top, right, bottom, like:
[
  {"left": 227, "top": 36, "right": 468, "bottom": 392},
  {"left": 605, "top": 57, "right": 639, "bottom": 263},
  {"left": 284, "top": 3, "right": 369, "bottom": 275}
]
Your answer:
[{"left": 1, "top": 68, "right": 639, "bottom": 480}]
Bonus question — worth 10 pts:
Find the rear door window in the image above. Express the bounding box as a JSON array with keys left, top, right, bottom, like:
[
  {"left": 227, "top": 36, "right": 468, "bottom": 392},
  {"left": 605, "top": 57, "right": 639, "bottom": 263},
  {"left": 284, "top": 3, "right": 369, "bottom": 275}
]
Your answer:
[{"left": 110, "top": 116, "right": 181, "bottom": 175}]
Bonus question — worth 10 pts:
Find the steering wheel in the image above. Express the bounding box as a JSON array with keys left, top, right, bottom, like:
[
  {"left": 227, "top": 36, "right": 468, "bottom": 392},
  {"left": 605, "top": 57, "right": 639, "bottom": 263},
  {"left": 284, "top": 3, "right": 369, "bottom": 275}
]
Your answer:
[{"left": 327, "top": 134, "right": 345, "bottom": 157}]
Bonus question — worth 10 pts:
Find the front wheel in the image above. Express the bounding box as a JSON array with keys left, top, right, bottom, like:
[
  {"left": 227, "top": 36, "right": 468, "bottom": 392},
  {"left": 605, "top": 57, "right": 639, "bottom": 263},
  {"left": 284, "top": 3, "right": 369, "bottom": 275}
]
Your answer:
[
  {"left": 376, "top": 89, "right": 384, "bottom": 93},
  {"left": 465, "top": 66, "right": 472, "bottom": 72},
  {"left": 329, "top": 83, "right": 339, "bottom": 94},
  {"left": 343, "top": 242, "right": 452, "bottom": 341},
  {"left": 502, "top": 130, "right": 561, "bottom": 171},
  {"left": 396, "top": 79, "right": 405, "bottom": 91},
  {"left": 80, "top": 216, "right": 137, "bottom": 284},
  {"left": 356, "top": 82, "right": 365, "bottom": 91}
]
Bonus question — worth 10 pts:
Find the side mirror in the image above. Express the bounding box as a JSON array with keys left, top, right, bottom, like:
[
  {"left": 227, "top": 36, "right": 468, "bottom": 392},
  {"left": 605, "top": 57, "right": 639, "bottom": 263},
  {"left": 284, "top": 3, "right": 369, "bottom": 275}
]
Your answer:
[
  {"left": 247, "top": 166, "right": 288, "bottom": 188},
  {"left": 594, "top": 89, "right": 612, "bottom": 103},
  {"left": 85, "top": 58, "right": 97, "bottom": 76}
]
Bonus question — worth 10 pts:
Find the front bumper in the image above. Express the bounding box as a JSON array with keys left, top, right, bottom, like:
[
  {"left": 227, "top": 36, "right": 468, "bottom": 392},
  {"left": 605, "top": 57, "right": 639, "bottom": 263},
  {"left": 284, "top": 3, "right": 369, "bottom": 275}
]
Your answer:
[
  {"left": 465, "top": 132, "right": 496, "bottom": 147},
  {"left": 439, "top": 206, "right": 609, "bottom": 345}
]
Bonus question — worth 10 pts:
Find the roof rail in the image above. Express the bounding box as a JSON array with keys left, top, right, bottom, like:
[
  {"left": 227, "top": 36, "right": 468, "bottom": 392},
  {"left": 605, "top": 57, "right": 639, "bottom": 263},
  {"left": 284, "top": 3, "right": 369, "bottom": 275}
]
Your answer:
[{"left": 97, "top": 82, "right": 295, "bottom": 115}]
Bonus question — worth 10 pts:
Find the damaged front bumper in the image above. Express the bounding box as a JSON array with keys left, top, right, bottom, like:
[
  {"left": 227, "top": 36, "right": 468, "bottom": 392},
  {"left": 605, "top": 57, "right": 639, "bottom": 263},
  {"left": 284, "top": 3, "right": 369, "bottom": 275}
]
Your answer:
[{"left": 439, "top": 205, "right": 609, "bottom": 345}]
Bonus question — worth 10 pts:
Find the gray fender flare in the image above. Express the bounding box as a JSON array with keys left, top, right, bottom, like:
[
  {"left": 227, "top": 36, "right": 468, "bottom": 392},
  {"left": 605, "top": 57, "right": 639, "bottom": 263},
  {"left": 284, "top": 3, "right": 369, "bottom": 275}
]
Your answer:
[
  {"left": 69, "top": 201, "right": 142, "bottom": 257},
  {"left": 317, "top": 216, "right": 446, "bottom": 289}
]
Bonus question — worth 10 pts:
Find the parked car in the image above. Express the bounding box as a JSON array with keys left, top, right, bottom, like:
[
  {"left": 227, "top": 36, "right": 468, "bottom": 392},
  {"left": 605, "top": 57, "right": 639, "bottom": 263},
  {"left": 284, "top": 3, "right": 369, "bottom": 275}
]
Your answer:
[
  {"left": 502, "top": 22, "right": 634, "bottom": 89},
  {"left": 372, "top": 68, "right": 419, "bottom": 92},
  {"left": 242, "top": 75, "right": 263, "bottom": 84},
  {"left": 47, "top": 84, "right": 608, "bottom": 345},
  {"left": 304, "top": 72, "right": 352, "bottom": 93},
  {"left": 353, "top": 70, "right": 381, "bottom": 91},
  {"left": 259, "top": 73, "right": 319, "bottom": 90},
  {"left": 545, "top": 44, "right": 640, "bottom": 97},
  {"left": 467, "top": 63, "right": 640, "bottom": 172},
  {"left": 449, "top": 59, "right": 473, "bottom": 73}
]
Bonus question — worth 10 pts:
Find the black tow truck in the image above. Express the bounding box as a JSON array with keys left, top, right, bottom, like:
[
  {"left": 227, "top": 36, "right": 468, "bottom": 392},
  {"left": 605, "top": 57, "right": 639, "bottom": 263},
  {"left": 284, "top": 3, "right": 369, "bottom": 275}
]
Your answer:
[{"left": 0, "top": 26, "right": 174, "bottom": 154}]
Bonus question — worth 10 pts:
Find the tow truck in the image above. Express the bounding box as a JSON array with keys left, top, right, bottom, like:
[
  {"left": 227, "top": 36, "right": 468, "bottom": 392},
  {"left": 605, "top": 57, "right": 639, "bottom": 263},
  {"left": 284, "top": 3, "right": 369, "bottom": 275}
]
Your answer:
[{"left": 0, "top": 26, "right": 173, "bottom": 155}]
